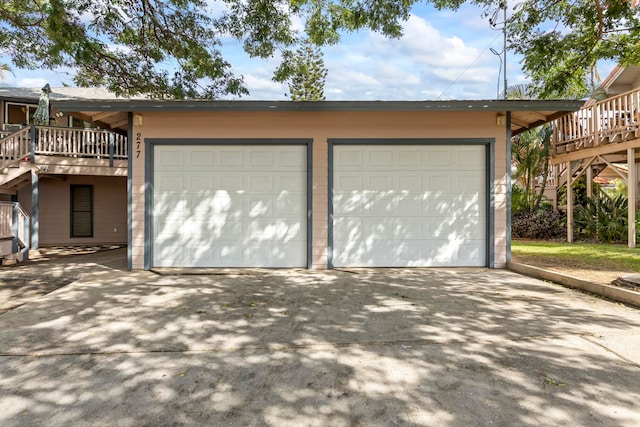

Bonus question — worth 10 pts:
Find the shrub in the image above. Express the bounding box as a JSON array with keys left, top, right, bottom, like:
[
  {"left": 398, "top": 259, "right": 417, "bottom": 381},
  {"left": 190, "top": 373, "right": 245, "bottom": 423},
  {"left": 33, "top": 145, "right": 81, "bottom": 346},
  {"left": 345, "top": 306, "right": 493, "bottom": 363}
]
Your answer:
[
  {"left": 512, "top": 208, "right": 565, "bottom": 239},
  {"left": 575, "top": 191, "right": 629, "bottom": 242}
]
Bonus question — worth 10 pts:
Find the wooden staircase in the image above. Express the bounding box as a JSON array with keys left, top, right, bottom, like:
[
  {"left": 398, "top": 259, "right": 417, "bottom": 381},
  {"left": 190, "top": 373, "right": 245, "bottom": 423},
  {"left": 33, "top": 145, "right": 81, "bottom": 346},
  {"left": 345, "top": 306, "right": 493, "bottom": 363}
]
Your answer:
[{"left": 0, "top": 201, "right": 30, "bottom": 263}]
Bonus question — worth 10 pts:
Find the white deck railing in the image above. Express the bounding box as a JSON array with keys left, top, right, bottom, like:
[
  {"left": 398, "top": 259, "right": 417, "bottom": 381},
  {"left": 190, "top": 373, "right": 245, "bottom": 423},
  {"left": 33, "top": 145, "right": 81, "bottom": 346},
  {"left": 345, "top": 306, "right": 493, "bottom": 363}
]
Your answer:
[
  {"left": 552, "top": 88, "right": 640, "bottom": 155},
  {"left": 0, "top": 125, "right": 127, "bottom": 170},
  {"left": 0, "top": 201, "right": 29, "bottom": 259},
  {"left": 34, "top": 126, "right": 127, "bottom": 159}
]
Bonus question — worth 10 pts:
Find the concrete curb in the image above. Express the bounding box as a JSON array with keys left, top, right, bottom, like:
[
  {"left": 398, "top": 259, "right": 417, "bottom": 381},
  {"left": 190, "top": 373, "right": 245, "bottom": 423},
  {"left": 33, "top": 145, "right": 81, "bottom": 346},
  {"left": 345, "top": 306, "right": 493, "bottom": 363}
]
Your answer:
[{"left": 507, "top": 262, "right": 640, "bottom": 309}]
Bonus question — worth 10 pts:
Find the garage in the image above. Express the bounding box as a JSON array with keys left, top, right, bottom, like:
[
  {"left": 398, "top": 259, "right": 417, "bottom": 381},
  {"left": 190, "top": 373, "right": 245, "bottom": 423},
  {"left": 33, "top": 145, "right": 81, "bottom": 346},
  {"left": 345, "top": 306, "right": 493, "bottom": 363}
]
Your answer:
[
  {"left": 151, "top": 141, "right": 310, "bottom": 268},
  {"left": 330, "top": 141, "right": 490, "bottom": 267}
]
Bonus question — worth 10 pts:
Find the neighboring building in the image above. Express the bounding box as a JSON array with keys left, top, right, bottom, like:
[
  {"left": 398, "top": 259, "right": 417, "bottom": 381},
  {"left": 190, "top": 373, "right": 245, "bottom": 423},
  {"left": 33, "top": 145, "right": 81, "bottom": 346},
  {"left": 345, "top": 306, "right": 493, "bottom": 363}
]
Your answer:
[
  {"left": 0, "top": 87, "right": 130, "bottom": 258},
  {"left": 51, "top": 99, "right": 580, "bottom": 270},
  {"left": 550, "top": 65, "right": 640, "bottom": 247}
]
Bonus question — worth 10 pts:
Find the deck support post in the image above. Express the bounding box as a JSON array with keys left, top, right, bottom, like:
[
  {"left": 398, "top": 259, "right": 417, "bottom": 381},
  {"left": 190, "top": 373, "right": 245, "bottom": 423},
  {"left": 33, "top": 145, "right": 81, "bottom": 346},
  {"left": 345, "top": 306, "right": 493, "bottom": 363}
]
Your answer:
[
  {"left": 566, "top": 160, "right": 574, "bottom": 243},
  {"left": 31, "top": 170, "right": 39, "bottom": 250},
  {"left": 628, "top": 148, "right": 637, "bottom": 248},
  {"left": 586, "top": 165, "right": 593, "bottom": 198}
]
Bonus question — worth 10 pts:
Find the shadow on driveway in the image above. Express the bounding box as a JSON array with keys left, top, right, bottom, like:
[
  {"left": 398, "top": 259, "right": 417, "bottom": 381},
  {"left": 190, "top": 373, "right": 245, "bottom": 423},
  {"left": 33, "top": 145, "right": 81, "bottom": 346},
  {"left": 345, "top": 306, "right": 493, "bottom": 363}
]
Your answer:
[{"left": 1, "top": 261, "right": 639, "bottom": 426}]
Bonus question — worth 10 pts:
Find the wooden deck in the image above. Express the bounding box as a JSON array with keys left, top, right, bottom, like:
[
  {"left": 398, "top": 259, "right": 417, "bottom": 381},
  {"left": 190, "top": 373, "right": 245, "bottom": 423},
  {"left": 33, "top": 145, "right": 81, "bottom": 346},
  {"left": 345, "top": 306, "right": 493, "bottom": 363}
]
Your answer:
[
  {"left": 0, "top": 125, "right": 127, "bottom": 171},
  {"left": 552, "top": 87, "right": 640, "bottom": 162}
]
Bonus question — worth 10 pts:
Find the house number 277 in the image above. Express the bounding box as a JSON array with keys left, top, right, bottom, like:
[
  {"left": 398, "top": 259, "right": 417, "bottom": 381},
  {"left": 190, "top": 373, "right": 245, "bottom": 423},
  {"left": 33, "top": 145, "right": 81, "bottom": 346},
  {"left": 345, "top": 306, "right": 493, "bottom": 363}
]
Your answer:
[{"left": 136, "top": 132, "right": 141, "bottom": 159}]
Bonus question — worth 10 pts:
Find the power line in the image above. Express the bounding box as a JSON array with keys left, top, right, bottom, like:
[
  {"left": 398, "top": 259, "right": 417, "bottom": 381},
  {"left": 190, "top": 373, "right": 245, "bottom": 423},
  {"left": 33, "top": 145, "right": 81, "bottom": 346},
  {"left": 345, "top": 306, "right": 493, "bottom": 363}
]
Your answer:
[{"left": 436, "top": 32, "right": 502, "bottom": 100}]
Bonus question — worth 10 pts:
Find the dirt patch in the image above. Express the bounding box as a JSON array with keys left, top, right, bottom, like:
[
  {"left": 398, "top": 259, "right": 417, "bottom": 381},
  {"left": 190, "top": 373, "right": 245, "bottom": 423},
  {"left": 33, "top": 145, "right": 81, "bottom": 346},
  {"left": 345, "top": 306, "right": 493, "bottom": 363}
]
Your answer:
[
  {"left": 511, "top": 254, "right": 632, "bottom": 285},
  {"left": 0, "top": 275, "right": 76, "bottom": 315}
]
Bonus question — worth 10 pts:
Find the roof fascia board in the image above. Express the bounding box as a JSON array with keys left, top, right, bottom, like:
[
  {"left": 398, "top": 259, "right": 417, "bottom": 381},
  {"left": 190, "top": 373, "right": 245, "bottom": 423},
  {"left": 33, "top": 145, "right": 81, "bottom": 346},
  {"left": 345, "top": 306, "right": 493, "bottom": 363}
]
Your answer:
[{"left": 54, "top": 99, "right": 584, "bottom": 113}]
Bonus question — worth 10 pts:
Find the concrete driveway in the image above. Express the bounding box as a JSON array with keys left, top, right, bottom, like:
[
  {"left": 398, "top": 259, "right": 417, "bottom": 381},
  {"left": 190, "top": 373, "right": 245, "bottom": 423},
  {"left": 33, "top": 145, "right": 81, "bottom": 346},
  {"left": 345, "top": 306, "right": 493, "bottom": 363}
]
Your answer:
[{"left": 1, "top": 250, "right": 640, "bottom": 426}]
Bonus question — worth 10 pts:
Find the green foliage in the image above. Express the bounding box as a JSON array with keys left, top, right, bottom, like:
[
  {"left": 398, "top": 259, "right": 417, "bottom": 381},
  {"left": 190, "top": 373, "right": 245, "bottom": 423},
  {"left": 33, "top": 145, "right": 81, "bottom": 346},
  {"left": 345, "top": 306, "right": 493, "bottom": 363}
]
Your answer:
[
  {"left": 507, "top": 0, "right": 640, "bottom": 98},
  {"left": 512, "top": 240, "right": 640, "bottom": 272},
  {"left": 510, "top": 122, "right": 553, "bottom": 212},
  {"left": 575, "top": 190, "right": 630, "bottom": 243},
  {"left": 0, "top": 0, "right": 246, "bottom": 99},
  {"left": 0, "top": 63, "right": 12, "bottom": 80},
  {"left": 433, "top": 0, "right": 640, "bottom": 97},
  {"left": 604, "top": 178, "right": 628, "bottom": 199},
  {"left": 2, "top": 0, "right": 638, "bottom": 98},
  {"left": 274, "top": 39, "right": 328, "bottom": 101},
  {"left": 512, "top": 208, "right": 565, "bottom": 240},
  {"left": 557, "top": 175, "right": 602, "bottom": 209}
]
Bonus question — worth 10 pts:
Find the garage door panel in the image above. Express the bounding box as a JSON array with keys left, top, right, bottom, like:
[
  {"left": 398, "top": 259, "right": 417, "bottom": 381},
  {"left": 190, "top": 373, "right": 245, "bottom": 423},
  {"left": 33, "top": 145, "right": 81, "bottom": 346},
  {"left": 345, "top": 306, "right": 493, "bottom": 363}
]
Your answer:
[
  {"left": 218, "top": 174, "right": 244, "bottom": 191},
  {"left": 158, "top": 149, "right": 184, "bottom": 167},
  {"left": 277, "top": 147, "right": 308, "bottom": 169},
  {"left": 396, "top": 195, "right": 423, "bottom": 216},
  {"left": 188, "top": 173, "right": 214, "bottom": 190},
  {"left": 188, "top": 149, "right": 214, "bottom": 166},
  {"left": 423, "top": 192, "right": 452, "bottom": 214},
  {"left": 336, "top": 149, "right": 363, "bottom": 168},
  {"left": 422, "top": 217, "right": 452, "bottom": 238},
  {"left": 333, "top": 193, "right": 363, "bottom": 214},
  {"left": 333, "top": 217, "right": 363, "bottom": 240},
  {"left": 278, "top": 173, "right": 307, "bottom": 193},
  {"left": 337, "top": 175, "right": 363, "bottom": 191},
  {"left": 363, "top": 193, "right": 395, "bottom": 215},
  {"left": 427, "top": 149, "right": 452, "bottom": 169},
  {"left": 368, "top": 175, "right": 394, "bottom": 190},
  {"left": 425, "top": 175, "right": 452, "bottom": 191},
  {"left": 246, "top": 218, "right": 304, "bottom": 241},
  {"left": 397, "top": 174, "right": 423, "bottom": 191},
  {"left": 153, "top": 144, "right": 307, "bottom": 268},
  {"left": 247, "top": 148, "right": 274, "bottom": 167},
  {"left": 276, "top": 195, "right": 306, "bottom": 215},
  {"left": 333, "top": 144, "right": 486, "bottom": 267},
  {"left": 218, "top": 149, "right": 243, "bottom": 168},
  {"left": 456, "top": 149, "right": 486, "bottom": 168},
  {"left": 455, "top": 174, "right": 486, "bottom": 192},
  {"left": 398, "top": 149, "right": 423, "bottom": 168},
  {"left": 156, "top": 174, "right": 184, "bottom": 192},
  {"left": 247, "top": 174, "right": 274, "bottom": 193}
]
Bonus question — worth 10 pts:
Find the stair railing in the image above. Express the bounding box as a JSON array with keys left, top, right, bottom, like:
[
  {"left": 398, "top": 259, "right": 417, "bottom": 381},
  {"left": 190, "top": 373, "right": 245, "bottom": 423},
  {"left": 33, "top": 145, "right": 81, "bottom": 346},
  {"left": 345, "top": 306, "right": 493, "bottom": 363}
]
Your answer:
[
  {"left": 0, "top": 201, "right": 30, "bottom": 260},
  {"left": 0, "top": 127, "right": 32, "bottom": 170}
]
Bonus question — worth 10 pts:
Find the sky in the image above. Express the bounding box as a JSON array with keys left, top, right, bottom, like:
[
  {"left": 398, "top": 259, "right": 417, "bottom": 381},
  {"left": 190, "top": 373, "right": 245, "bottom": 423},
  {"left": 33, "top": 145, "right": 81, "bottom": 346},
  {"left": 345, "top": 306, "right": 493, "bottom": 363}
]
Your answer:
[{"left": 0, "top": 3, "right": 615, "bottom": 101}]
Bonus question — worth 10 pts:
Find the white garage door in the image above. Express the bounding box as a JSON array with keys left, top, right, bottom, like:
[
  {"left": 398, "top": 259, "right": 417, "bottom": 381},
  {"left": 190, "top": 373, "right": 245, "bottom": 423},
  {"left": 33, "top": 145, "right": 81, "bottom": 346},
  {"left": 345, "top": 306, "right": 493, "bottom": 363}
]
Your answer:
[
  {"left": 332, "top": 144, "right": 486, "bottom": 267},
  {"left": 153, "top": 144, "right": 307, "bottom": 267}
]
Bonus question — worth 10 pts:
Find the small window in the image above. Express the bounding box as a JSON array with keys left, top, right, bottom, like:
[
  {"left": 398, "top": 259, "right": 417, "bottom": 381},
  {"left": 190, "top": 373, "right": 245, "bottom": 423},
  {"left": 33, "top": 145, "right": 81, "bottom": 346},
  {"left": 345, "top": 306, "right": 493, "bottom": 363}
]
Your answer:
[
  {"left": 5, "top": 102, "right": 37, "bottom": 125},
  {"left": 70, "top": 185, "right": 93, "bottom": 238}
]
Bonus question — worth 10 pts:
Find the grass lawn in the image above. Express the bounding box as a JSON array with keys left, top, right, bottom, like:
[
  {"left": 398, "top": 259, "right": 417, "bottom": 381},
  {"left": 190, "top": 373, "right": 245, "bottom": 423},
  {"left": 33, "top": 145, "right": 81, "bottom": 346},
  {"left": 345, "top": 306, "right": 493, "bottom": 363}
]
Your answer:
[{"left": 512, "top": 240, "right": 640, "bottom": 274}]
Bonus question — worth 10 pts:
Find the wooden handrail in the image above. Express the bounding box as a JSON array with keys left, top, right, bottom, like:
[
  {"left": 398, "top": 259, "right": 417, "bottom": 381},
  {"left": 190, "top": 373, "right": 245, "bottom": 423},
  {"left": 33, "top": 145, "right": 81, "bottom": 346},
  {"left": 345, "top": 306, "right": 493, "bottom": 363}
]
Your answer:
[
  {"left": 0, "top": 201, "right": 30, "bottom": 259},
  {"left": 552, "top": 87, "right": 640, "bottom": 155},
  {"left": 0, "top": 127, "right": 32, "bottom": 170},
  {"left": 0, "top": 125, "right": 127, "bottom": 169},
  {"left": 34, "top": 126, "right": 128, "bottom": 159}
]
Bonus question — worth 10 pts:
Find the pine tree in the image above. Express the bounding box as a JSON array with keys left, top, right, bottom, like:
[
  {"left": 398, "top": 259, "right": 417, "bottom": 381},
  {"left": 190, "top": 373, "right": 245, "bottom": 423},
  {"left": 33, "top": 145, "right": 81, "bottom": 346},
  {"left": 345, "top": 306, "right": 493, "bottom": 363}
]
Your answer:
[{"left": 274, "top": 40, "right": 328, "bottom": 101}]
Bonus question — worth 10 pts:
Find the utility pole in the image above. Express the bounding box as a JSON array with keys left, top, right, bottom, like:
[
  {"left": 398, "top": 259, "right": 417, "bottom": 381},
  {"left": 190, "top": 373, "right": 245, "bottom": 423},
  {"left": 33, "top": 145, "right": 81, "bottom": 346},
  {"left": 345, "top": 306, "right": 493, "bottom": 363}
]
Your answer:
[{"left": 501, "top": 1, "right": 507, "bottom": 99}]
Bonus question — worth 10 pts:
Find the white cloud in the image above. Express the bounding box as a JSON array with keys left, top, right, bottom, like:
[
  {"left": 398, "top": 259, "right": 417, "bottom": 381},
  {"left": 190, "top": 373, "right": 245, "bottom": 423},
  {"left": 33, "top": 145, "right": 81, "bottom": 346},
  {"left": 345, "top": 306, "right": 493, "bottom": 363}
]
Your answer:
[{"left": 16, "top": 77, "right": 49, "bottom": 88}]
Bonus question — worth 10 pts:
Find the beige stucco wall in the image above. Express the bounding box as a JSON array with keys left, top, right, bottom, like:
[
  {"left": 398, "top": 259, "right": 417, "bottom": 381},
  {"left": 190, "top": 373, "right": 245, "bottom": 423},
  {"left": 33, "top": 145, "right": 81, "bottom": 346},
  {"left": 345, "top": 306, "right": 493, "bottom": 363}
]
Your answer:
[
  {"left": 131, "top": 110, "right": 508, "bottom": 269},
  {"left": 18, "top": 175, "right": 127, "bottom": 246}
]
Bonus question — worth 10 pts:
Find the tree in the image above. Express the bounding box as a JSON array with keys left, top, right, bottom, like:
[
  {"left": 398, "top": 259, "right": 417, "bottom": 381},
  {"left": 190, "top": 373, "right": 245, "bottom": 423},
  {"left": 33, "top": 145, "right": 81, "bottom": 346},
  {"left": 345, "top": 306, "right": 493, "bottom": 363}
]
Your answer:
[
  {"left": 507, "top": 84, "right": 553, "bottom": 212},
  {"left": 1, "top": 0, "right": 638, "bottom": 99},
  {"left": 0, "top": 63, "right": 12, "bottom": 80},
  {"left": 0, "top": 0, "right": 247, "bottom": 99},
  {"left": 273, "top": 39, "right": 328, "bottom": 101},
  {"left": 504, "top": 0, "right": 640, "bottom": 98}
]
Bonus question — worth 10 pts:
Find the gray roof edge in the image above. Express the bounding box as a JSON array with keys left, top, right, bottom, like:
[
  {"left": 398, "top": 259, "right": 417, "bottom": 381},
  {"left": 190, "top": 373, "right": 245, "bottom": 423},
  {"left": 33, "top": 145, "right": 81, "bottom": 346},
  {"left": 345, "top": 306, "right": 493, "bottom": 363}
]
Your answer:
[{"left": 53, "top": 99, "right": 585, "bottom": 113}]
